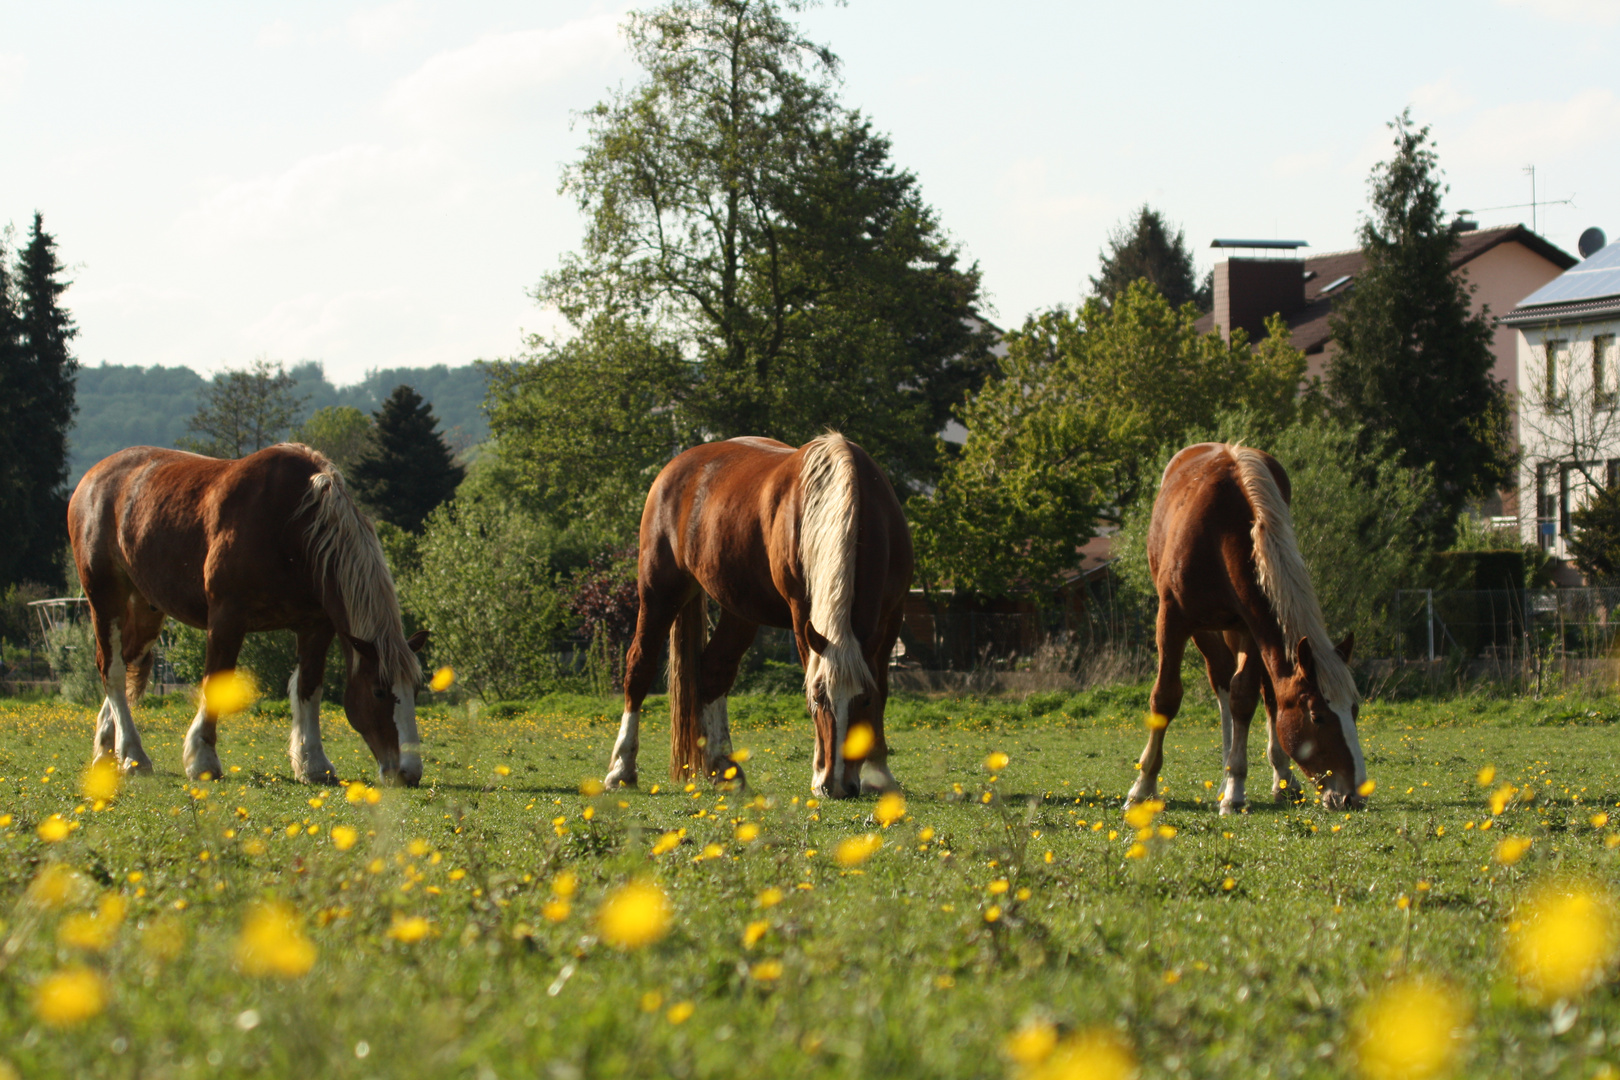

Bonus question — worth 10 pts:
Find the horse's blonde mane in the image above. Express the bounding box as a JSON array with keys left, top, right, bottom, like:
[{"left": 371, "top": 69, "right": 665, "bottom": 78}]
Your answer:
[
  {"left": 1227, "top": 444, "right": 1359, "bottom": 706},
  {"left": 291, "top": 445, "right": 421, "bottom": 688},
  {"left": 798, "top": 433, "right": 875, "bottom": 708}
]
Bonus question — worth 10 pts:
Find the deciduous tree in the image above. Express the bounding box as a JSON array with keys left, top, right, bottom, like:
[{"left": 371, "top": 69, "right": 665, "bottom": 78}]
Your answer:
[
  {"left": 294, "top": 405, "right": 374, "bottom": 474},
  {"left": 178, "top": 358, "right": 306, "bottom": 459}
]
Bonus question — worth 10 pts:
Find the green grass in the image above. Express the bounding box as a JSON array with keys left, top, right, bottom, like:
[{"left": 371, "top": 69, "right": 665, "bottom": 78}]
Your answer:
[{"left": 1, "top": 689, "right": 1619, "bottom": 1079}]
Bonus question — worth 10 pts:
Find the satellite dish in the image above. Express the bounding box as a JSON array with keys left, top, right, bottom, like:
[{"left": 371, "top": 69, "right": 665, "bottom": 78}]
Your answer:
[{"left": 1579, "top": 227, "right": 1607, "bottom": 259}]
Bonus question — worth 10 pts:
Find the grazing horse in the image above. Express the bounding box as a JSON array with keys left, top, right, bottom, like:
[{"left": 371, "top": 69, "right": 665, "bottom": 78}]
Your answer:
[
  {"left": 68, "top": 444, "right": 429, "bottom": 785},
  {"left": 1127, "top": 442, "right": 1366, "bottom": 813},
  {"left": 603, "top": 433, "right": 913, "bottom": 798}
]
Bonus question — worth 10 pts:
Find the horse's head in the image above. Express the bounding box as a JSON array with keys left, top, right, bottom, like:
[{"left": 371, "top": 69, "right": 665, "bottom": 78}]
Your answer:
[
  {"left": 344, "top": 629, "right": 430, "bottom": 787},
  {"left": 1274, "top": 634, "right": 1367, "bottom": 810}
]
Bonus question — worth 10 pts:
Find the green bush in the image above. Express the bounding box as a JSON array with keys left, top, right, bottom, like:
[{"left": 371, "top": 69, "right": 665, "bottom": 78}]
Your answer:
[{"left": 43, "top": 618, "right": 103, "bottom": 706}]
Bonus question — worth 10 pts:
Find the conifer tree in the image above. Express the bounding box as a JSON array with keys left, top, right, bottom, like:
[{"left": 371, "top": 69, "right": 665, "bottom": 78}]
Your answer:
[
  {"left": 2, "top": 214, "right": 80, "bottom": 588},
  {"left": 1327, "top": 112, "right": 1512, "bottom": 547},
  {"left": 349, "top": 386, "right": 464, "bottom": 533},
  {"left": 1090, "top": 205, "right": 1208, "bottom": 311}
]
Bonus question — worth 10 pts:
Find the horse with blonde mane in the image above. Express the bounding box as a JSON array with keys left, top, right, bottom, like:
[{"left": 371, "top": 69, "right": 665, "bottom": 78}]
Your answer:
[
  {"left": 603, "top": 433, "right": 913, "bottom": 798},
  {"left": 1128, "top": 442, "right": 1367, "bottom": 813},
  {"left": 68, "top": 444, "right": 429, "bottom": 785}
]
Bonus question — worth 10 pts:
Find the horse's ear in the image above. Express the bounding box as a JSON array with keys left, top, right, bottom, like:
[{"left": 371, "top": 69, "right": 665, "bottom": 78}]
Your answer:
[
  {"left": 805, "top": 623, "right": 830, "bottom": 656},
  {"left": 1335, "top": 632, "right": 1355, "bottom": 663},
  {"left": 1296, "top": 636, "right": 1317, "bottom": 682},
  {"left": 346, "top": 635, "right": 379, "bottom": 663},
  {"left": 407, "top": 629, "right": 429, "bottom": 653}
]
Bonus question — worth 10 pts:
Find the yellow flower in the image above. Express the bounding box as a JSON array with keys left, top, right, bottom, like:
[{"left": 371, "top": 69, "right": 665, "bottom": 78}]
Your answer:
[
  {"left": 666, "top": 1001, "right": 695, "bottom": 1024},
  {"left": 33, "top": 967, "right": 106, "bottom": 1027},
  {"left": 578, "top": 778, "right": 604, "bottom": 796},
  {"left": 984, "top": 752, "right": 1010, "bottom": 772},
  {"left": 37, "top": 814, "right": 72, "bottom": 843},
  {"left": 1123, "top": 800, "right": 1163, "bottom": 830},
  {"left": 1125, "top": 842, "right": 1148, "bottom": 859},
  {"left": 1494, "top": 836, "right": 1533, "bottom": 866},
  {"left": 735, "top": 822, "right": 760, "bottom": 843},
  {"left": 1145, "top": 712, "right": 1169, "bottom": 730},
  {"left": 429, "top": 666, "right": 455, "bottom": 692},
  {"left": 57, "top": 894, "right": 126, "bottom": 952},
  {"left": 1004, "top": 1019, "right": 1059, "bottom": 1066},
  {"left": 834, "top": 834, "right": 882, "bottom": 867},
  {"left": 235, "top": 900, "right": 317, "bottom": 978},
  {"left": 1591, "top": 812, "right": 1609, "bottom": 829},
  {"left": 1357, "top": 779, "right": 1376, "bottom": 797},
  {"left": 842, "top": 724, "right": 875, "bottom": 760},
  {"left": 202, "top": 669, "right": 258, "bottom": 717},
  {"left": 874, "top": 791, "right": 907, "bottom": 826},
  {"left": 639, "top": 991, "right": 663, "bottom": 1013},
  {"left": 142, "top": 915, "right": 185, "bottom": 962},
  {"left": 1353, "top": 978, "right": 1468, "bottom": 1080},
  {"left": 330, "top": 825, "right": 359, "bottom": 851},
  {"left": 1157, "top": 825, "right": 1177, "bottom": 840},
  {"left": 26, "top": 864, "right": 91, "bottom": 909},
  {"left": 988, "top": 879, "right": 1009, "bottom": 895},
  {"left": 387, "top": 915, "right": 433, "bottom": 943},
  {"left": 81, "top": 759, "right": 120, "bottom": 803},
  {"left": 1027, "top": 1029, "right": 1136, "bottom": 1080},
  {"left": 1488, "top": 784, "right": 1517, "bottom": 816},
  {"left": 750, "top": 958, "right": 784, "bottom": 981},
  {"left": 757, "top": 887, "right": 784, "bottom": 909},
  {"left": 407, "top": 838, "right": 431, "bottom": 857},
  {"left": 552, "top": 869, "right": 578, "bottom": 898},
  {"left": 731, "top": 747, "right": 752, "bottom": 764},
  {"left": 984, "top": 905, "right": 1002, "bottom": 923},
  {"left": 1223, "top": 877, "right": 1236, "bottom": 891},
  {"left": 651, "top": 831, "right": 681, "bottom": 856},
  {"left": 743, "top": 920, "right": 769, "bottom": 948},
  {"left": 697, "top": 842, "right": 724, "bottom": 861},
  {"left": 542, "top": 899, "right": 571, "bottom": 923},
  {"left": 494, "top": 765, "right": 511, "bottom": 777},
  {"left": 597, "top": 880, "right": 672, "bottom": 949},
  {"left": 1476, "top": 764, "right": 1496, "bottom": 786},
  {"left": 918, "top": 827, "right": 936, "bottom": 843},
  {"left": 1508, "top": 883, "right": 1620, "bottom": 1003}
]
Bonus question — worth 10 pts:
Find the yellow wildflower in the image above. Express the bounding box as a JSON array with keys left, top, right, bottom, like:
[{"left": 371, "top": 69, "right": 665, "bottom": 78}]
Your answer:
[
  {"left": 743, "top": 920, "right": 769, "bottom": 948},
  {"left": 1494, "top": 837, "right": 1533, "bottom": 866},
  {"left": 386, "top": 915, "right": 433, "bottom": 943},
  {"left": 330, "top": 825, "right": 359, "bottom": 851},
  {"left": 597, "top": 880, "right": 672, "bottom": 949},
  {"left": 984, "top": 752, "right": 1010, "bottom": 772},
  {"left": 750, "top": 959, "right": 783, "bottom": 981},
  {"left": 202, "top": 669, "right": 258, "bottom": 717},
  {"left": 1508, "top": 882, "right": 1620, "bottom": 1002},
  {"left": 33, "top": 967, "right": 106, "bottom": 1027},
  {"left": 842, "top": 724, "right": 875, "bottom": 759},
  {"left": 834, "top": 833, "right": 882, "bottom": 867},
  {"left": 81, "top": 759, "right": 120, "bottom": 803},
  {"left": 874, "top": 791, "right": 906, "bottom": 826},
  {"left": 1353, "top": 977, "right": 1468, "bottom": 1080},
  {"left": 429, "top": 666, "right": 455, "bottom": 692},
  {"left": 234, "top": 900, "right": 317, "bottom": 977}
]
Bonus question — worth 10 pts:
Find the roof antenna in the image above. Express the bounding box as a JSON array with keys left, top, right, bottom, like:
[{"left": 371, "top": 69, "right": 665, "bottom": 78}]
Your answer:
[{"left": 1525, "top": 164, "right": 1537, "bottom": 233}]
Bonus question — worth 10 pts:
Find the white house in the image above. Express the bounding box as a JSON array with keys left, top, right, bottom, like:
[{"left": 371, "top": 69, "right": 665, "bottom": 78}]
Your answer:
[{"left": 1505, "top": 237, "right": 1620, "bottom": 562}]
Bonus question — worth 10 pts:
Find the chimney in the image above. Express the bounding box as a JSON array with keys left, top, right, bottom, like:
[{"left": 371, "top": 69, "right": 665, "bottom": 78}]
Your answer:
[{"left": 1209, "top": 239, "right": 1309, "bottom": 344}]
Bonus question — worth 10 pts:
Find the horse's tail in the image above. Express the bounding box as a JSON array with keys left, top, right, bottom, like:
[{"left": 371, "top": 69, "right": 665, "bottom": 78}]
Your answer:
[
  {"left": 799, "top": 433, "right": 876, "bottom": 713},
  {"left": 667, "top": 592, "right": 709, "bottom": 782},
  {"left": 1227, "top": 444, "right": 1358, "bottom": 705}
]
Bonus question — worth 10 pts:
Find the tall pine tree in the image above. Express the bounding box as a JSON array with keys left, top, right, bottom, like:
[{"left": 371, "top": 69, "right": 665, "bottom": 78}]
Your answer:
[
  {"left": 349, "top": 386, "right": 464, "bottom": 533},
  {"left": 1090, "top": 205, "right": 1209, "bottom": 311},
  {"left": 1, "top": 214, "right": 80, "bottom": 589},
  {"left": 1327, "top": 113, "right": 1512, "bottom": 548}
]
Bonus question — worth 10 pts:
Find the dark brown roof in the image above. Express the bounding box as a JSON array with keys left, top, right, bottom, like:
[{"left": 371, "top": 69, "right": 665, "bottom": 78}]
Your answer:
[{"left": 1194, "top": 225, "right": 1578, "bottom": 352}]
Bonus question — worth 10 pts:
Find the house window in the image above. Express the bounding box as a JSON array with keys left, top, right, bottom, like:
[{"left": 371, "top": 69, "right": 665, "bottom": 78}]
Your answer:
[
  {"left": 1595, "top": 335, "right": 1618, "bottom": 409},
  {"left": 1536, "top": 462, "right": 1559, "bottom": 550},
  {"left": 1545, "top": 339, "right": 1569, "bottom": 407}
]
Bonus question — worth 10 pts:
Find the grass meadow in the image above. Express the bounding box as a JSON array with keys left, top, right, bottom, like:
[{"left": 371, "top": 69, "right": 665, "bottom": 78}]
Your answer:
[{"left": 1, "top": 686, "right": 1619, "bottom": 1079}]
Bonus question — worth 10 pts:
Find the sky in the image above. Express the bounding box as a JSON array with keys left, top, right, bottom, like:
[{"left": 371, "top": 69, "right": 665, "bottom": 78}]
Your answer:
[{"left": 2, "top": 0, "right": 1618, "bottom": 385}]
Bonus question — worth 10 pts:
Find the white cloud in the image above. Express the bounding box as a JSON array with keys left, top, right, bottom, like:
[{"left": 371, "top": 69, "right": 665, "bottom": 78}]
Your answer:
[
  {"left": 1449, "top": 88, "right": 1620, "bottom": 167},
  {"left": 255, "top": 19, "right": 296, "bottom": 49},
  {"left": 1411, "top": 76, "right": 1475, "bottom": 118},
  {"left": 1499, "top": 0, "right": 1620, "bottom": 23},
  {"left": 385, "top": 13, "right": 627, "bottom": 131},
  {"left": 0, "top": 53, "right": 27, "bottom": 104},
  {"left": 348, "top": 2, "right": 425, "bottom": 53},
  {"left": 176, "top": 142, "right": 467, "bottom": 248}
]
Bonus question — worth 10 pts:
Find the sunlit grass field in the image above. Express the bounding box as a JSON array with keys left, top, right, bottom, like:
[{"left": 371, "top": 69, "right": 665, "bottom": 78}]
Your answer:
[{"left": 1, "top": 688, "right": 1619, "bottom": 1079}]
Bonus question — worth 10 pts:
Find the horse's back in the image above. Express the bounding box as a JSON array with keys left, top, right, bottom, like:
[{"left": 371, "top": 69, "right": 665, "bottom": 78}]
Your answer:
[{"left": 1149, "top": 443, "right": 1289, "bottom": 603}]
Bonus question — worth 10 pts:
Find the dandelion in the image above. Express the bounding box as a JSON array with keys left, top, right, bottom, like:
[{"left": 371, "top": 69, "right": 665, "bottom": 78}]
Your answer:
[
  {"left": 407, "top": 838, "right": 431, "bottom": 858},
  {"left": 202, "top": 669, "right": 258, "bottom": 717},
  {"left": 1591, "top": 812, "right": 1609, "bottom": 829},
  {"left": 750, "top": 959, "right": 783, "bottom": 981},
  {"left": 1024, "top": 1029, "right": 1136, "bottom": 1080},
  {"left": 57, "top": 894, "right": 126, "bottom": 952},
  {"left": 1494, "top": 836, "right": 1533, "bottom": 866},
  {"left": 696, "top": 843, "right": 724, "bottom": 861},
  {"left": 387, "top": 915, "right": 433, "bottom": 943},
  {"left": 984, "top": 751, "right": 1010, "bottom": 772},
  {"left": 1157, "top": 825, "right": 1177, "bottom": 840},
  {"left": 639, "top": 991, "right": 663, "bottom": 1013},
  {"left": 1476, "top": 764, "right": 1496, "bottom": 786},
  {"left": 834, "top": 833, "right": 882, "bottom": 867},
  {"left": 919, "top": 827, "right": 936, "bottom": 843},
  {"left": 1004, "top": 1019, "right": 1058, "bottom": 1066},
  {"left": 33, "top": 967, "right": 106, "bottom": 1027},
  {"left": 552, "top": 869, "right": 578, "bottom": 898},
  {"left": 651, "top": 831, "right": 681, "bottom": 856},
  {"left": 542, "top": 900, "right": 570, "bottom": 923},
  {"left": 1125, "top": 842, "right": 1147, "bottom": 859},
  {"left": 37, "top": 814, "right": 72, "bottom": 842},
  {"left": 1352, "top": 977, "right": 1468, "bottom": 1080},
  {"left": 757, "top": 887, "right": 784, "bottom": 909},
  {"left": 984, "top": 906, "right": 1002, "bottom": 923},
  {"left": 842, "top": 724, "right": 875, "bottom": 760},
  {"left": 735, "top": 822, "right": 760, "bottom": 842},
  {"left": 666, "top": 1001, "right": 695, "bottom": 1024},
  {"left": 988, "top": 879, "right": 1009, "bottom": 895},
  {"left": 1507, "top": 882, "right": 1620, "bottom": 1002},
  {"left": 81, "top": 759, "right": 120, "bottom": 803},
  {"left": 1146, "top": 712, "right": 1169, "bottom": 730},
  {"left": 26, "top": 864, "right": 91, "bottom": 909},
  {"left": 494, "top": 765, "right": 511, "bottom": 777},
  {"left": 874, "top": 791, "right": 906, "bottom": 826},
  {"left": 578, "top": 778, "right": 604, "bottom": 796},
  {"left": 429, "top": 666, "right": 455, "bottom": 692},
  {"left": 1358, "top": 779, "right": 1377, "bottom": 797},
  {"left": 740, "top": 918, "right": 771, "bottom": 949},
  {"left": 1123, "top": 800, "right": 1163, "bottom": 830},
  {"left": 1488, "top": 784, "right": 1517, "bottom": 816},
  {"left": 597, "top": 880, "right": 672, "bottom": 949},
  {"left": 1223, "top": 878, "right": 1236, "bottom": 891},
  {"left": 235, "top": 900, "right": 317, "bottom": 978},
  {"left": 731, "top": 748, "right": 752, "bottom": 764},
  {"left": 330, "top": 825, "right": 359, "bottom": 851}
]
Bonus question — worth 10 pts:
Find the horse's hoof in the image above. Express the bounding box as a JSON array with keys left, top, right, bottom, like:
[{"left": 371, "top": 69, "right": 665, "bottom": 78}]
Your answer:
[
  {"left": 1218, "top": 801, "right": 1246, "bottom": 816},
  {"left": 604, "top": 771, "right": 637, "bottom": 790},
  {"left": 121, "top": 757, "right": 154, "bottom": 777}
]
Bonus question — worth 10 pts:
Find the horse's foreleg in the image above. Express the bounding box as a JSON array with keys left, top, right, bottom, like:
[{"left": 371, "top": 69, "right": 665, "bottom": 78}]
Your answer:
[
  {"left": 288, "top": 626, "right": 338, "bottom": 785},
  {"left": 1262, "top": 674, "right": 1302, "bottom": 802},
  {"left": 695, "top": 609, "right": 758, "bottom": 788},
  {"left": 185, "top": 613, "right": 245, "bottom": 781},
  {"left": 1221, "top": 633, "right": 1262, "bottom": 814},
  {"left": 1128, "top": 607, "right": 1188, "bottom": 807}
]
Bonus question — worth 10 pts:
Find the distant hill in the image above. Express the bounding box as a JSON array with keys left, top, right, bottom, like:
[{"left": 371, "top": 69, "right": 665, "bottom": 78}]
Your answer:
[{"left": 68, "top": 361, "right": 490, "bottom": 485}]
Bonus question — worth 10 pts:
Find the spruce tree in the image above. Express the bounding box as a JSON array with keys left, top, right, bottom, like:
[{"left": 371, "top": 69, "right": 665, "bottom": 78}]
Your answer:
[
  {"left": 0, "top": 235, "right": 26, "bottom": 588},
  {"left": 349, "top": 386, "right": 464, "bottom": 533},
  {"left": 1090, "top": 205, "right": 1207, "bottom": 311},
  {"left": 4, "top": 214, "right": 80, "bottom": 589},
  {"left": 1327, "top": 112, "right": 1512, "bottom": 548}
]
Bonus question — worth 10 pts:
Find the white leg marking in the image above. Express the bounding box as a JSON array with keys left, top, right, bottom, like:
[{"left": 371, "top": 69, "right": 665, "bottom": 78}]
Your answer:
[
  {"left": 1221, "top": 708, "right": 1251, "bottom": 815},
  {"left": 182, "top": 699, "right": 223, "bottom": 781},
  {"left": 92, "top": 698, "right": 117, "bottom": 765},
  {"left": 1265, "top": 711, "right": 1299, "bottom": 801},
  {"left": 700, "top": 698, "right": 733, "bottom": 767},
  {"left": 287, "top": 666, "right": 337, "bottom": 784},
  {"left": 604, "top": 710, "right": 642, "bottom": 788},
  {"left": 390, "top": 681, "right": 422, "bottom": 785},
  {"left": 859, "top": 758, "right": 898, "bottom": 794},
  {"left": 104, "top": 627, "right": 154, "bottom": 774},
  {"left": 1334, "top": 701, "right": 1367, "bottom": 787}
]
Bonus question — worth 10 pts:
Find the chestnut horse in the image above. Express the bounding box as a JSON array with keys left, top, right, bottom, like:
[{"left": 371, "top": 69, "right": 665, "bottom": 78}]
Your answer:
[
  {"left": 1127, "top": 443, "right": 1366, "bottom": 813},
  {"left": 602, "top": 433, "right": 912, "bottom": 798},
  {"left": 68, "top": 444, "right": 428, "bottom": 785}
]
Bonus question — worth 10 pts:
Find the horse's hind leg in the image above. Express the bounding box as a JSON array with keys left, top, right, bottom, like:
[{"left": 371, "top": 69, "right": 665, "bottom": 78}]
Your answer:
[
  {"left": 605, "top": 573, "right": 689, "bottom": 789},
  {"left": 853, "top": 609, "right": 904, "bottom": 795},
  {"left": 184, "top": 610, "right": 246, "bottom": 781},
  {"left": 89, "top": 595, "right": 158, "bottom": 775},
  {"left": 695, "top": 608, "right": 758, "bottom": 786},
  {"left": 288, "top": 625, "right": 339, "bottom": 784},
  {"left": 1128, "top": 604, "right": 1188, "bottom": 806}
]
